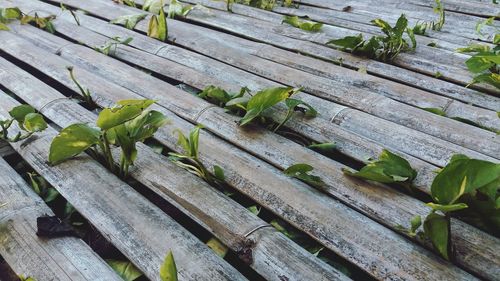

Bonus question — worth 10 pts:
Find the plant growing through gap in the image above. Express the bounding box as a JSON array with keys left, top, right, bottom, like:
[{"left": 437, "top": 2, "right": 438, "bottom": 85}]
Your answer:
[
  {"left": 327, "top": 14, "right": 416, "bottom": 62},
  {"left": 0, "top": 105, "right": 48, "bottom": 142},
  {"left": 168, "top": 125, "right": 225, "bottom": 186},
  {"left": 168, "top": 0, "right": 194, "bottom": 18},
  {"left": 106, "top": 260, "right": 143, "bottom": 281},
  {"left": 147, "top": 1, "right": 168, "bottom": 41},
  {"left": 282, "top": 15, "right": 322, "bottom": 32},
  {"left": 0, "top": 7, "right": 56, "bottom": 32},
  {"left": 406, "top": 155, "right": 500, "bottom": 260},
  {"left": 49, "top": 99, "right": 169, "bottom": 178},
  {"left": 457, "top": 40, "right": 499, "bottom": 90},
  {"left": 94, "top": 36, "right": 134, "bottom": 56},
  {"left": 66, "top": 66, "right": 97, "bottom": 108},
  {"left": 198, "top": 85, "right": 317, "bottom": 131},
  {"left": 160, "top": 250, "right": 177, "bottom": 281},
  {"left": 412, "top": 0, "right": 445, "bottom": 35},
  {"left": 113, "top": 0, "right": 137, "bottom": 8},
  {"left": 110, "top": 14, "right": 147, "bottom": 29}
]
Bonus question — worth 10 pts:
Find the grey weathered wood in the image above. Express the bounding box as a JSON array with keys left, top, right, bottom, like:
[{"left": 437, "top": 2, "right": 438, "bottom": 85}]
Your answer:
[
  {"left": 0, "top": 95, "right": 246, "bottom": 281},
  {"left": 0, "top": 55, "right": 347, "bottom": 281},
  {"left": 6, "top": 5, "right": 499, "bottom": 169},
  {"left": 0, "top": 157, "right": 122, "bottom": 281},
  {"left": 35, "top": 0, "right": 500, "bottom": 159},
  {"left": 1, "top": 31, "right": 498, "bottom": 280}
]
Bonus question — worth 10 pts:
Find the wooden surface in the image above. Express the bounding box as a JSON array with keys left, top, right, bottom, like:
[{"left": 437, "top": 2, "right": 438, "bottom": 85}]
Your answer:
[{"left": 0, "top": 0, "right": 499, "bottom": 280}]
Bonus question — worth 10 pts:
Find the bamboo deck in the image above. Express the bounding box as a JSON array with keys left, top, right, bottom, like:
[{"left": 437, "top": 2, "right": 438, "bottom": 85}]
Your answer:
[{"left": 0, "top": 0, "right": 499, "bottom": 280}]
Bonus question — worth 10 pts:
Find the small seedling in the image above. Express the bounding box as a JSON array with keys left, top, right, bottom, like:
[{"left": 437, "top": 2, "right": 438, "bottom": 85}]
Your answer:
[
  {"left": 160, "top": 250, "right": 178, "bottom": 281},
  {"left": 408, "top": 155, "right": 500, "bottom": 260},
  {"left": 168, "top": 0, "right": 194, "bottom": 19},
  {"left": 457, "top": 42, "right": 499, "bottom": 90},
  {"left": 412, "top": 0, "right": 445, "bottom": 35},
  {"left": 110, "top": 14, "right": 147, "bottom": 29},
  {"left": 60, "top": 3, "right": 80, "bottom": 26},
  {"left": 168, "top": 125, "right": 225, "bottom": 186},
  {"left": 28, "top": 172, "right": 59, "bottom": 203},
  {"left": 328, "top": 14, "right": 416, "bottom": 62},
  {"left": 94, "top": 36, "right": 134, "bottom": 56},
  {"left": 284, "top": 163, "right": 326, "bottom": 189},
  {"left": 49, "top": 99, "right": 169, "bottom": 178},
  {"left": 66, "top": 66, "right": 96, "bottom": 107},
  {"left": 282, "top": 15, "right": 322, "bottom": 32},
  {"left": 342, "top": 149, "right": 417, "bottom": 186},
  {"left": 0, "top": 104, "right": 48, "bottom": 142},
  {"left": 147, "top": 1, "right": 168, "bottom": 41}
]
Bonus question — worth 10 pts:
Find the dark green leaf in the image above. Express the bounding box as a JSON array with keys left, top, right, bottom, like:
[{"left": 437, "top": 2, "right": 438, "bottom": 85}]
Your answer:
[
  {"left": 240, "top": 87, "right": 299, "bottom": 126},
  {"left": 49, "top": 123, "right": 101, "bottom": 165},
  {"left": 426, "top": 202, "right": 468, "bottom": 212},
  {"left": 213, "top": 165, "right": 225, "bottom": 181},
  {"left": 423, "top": 213, "right": 450, "bottom": 260},
  {"left": 431, "top": 155, "right": 500, "bottom": 205},
  {"left": 9, "top": 104, "right": 35, "bottom": 129},
  {"left": 284, "top": 163, "right": 326, "bottom": 188},
  {"left": 343, "top": 149, "right": 417, "bottom": 184},
  {"left": 308, "top": 142, "right": 336, "bottom": 153},
  {"left": 327, "top": 34, "right": 364, "bottom": 50}
]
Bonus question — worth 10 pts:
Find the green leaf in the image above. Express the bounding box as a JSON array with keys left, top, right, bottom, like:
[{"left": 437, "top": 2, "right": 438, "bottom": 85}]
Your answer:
[
  {"left": 9, "top": 104, "right": 35, "bottom": 129},
  {"left": 125, "top": 110, "right": 169, "bottom": 141},
  {"left": 107, "top": 260, "right": 143, "bottom": 281},
  {"left": 213, "top": 165, "right": 225, "bottom": 181},
  {"left": 282, "top": 15, "right": 323, "bottom": 32},
  {"left": 148, "top": 7, "right": 168, "bottom": 41},
  {"left": 284, "top": 163, "right": 326, "bottom": 189},
  {"left": 456, "top": 44, "right": 490, "bottom": 53},
  {"left": 465, "top": 54, "right": 496, "bottom": 73},
  {"left": 247, "top": 205, "right": 261, "bottom": 215},
  {"left": 431, "top": 155, "right": 500, "bottom": 205},
  {"left": 240, "top": 87, "right": 299, "bottom": 126},
  {"left": 110, "top": 13, "right": 147, "bottom": 29},
  {"left": 96, "top": 100, "right": 155, "bottom": 130},
  {"left": 0, "top": 22, "right": 9, "bottom": 30},
  {"left": 343, "top": 149, "right": 417, "bottom": 184},
  {"left": 49, "top": 124, "right": 101, "bottom": 165},
  {"left": 168, "top": 0, "right": 194, "bottom": 18},
  {"left": 206, "top": 237, "right": 228, "bottom": 258},
  {"left": 189, "top": 125, "right": 202, "bottom": 158},
  {"left": 160, "top": 250, "right": 177, "bottom": 281},
  {"left": 423, "top": 107, "right": 446, "bottom": 116},
  {"left": 423, "top": 213, "right": 450, "bottom": 260},
  {"left": 471, "top": 73, "right": 500, "bottom": 89},
  {"left": 327, "top": 34, "right": 364, "bottom": 50},
  {"left": 23, "top": 113, "right": 47, "bottom": 132},
  {"left": 308, "top": 142, "right": 336, "bottom": 153},
  {"left": 198, "top": 85, "right": 232, "bottom": 106},
  {"left": 111, "top": 124, "right": 138, "bottom": 165},
  {"left": 0, "top": 7, "right": 22, "bottom": 22},
  {"left": 410, "top": 215, "right": 421, "bottom": 233},
  {"left": 426, "top": 202, "right": 468, "bottom": 212},
  {"left": 143, "top": 0, "right": 164, "bottom": 14}
]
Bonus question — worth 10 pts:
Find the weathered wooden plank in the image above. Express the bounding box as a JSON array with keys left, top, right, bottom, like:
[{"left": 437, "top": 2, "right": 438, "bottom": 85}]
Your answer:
[
  {"left": 0, "top": 56, "right": 347, "bottom": 281},
  {"left": 33, "top": 0, "right": 500, "bottom": 159},
  {"left": 0, "top": 157, "right": 122, "bottom": 281},
  {"left": 173, "top": 1, "right": 497, "bottom": 93},
  {"left": 0, "top": 81, "right": 479, "bottom": 281},
  {"left": 0, "top": 95, "right": 247, "bottom": 281},
  {"left": 1, "top": 31, "right": 498, "bottom": 280},
  {"left": 5, "top": 13, "right": 498, "bottom": 176}
]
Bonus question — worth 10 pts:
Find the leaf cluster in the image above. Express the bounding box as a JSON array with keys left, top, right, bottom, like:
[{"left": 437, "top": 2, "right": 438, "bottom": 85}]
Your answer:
[
  {"left": 49, "top": 99, "right": 169, "bottom": 178},
  {"left": 327, "top": 14, "right": 416, "bottom": 62},
  {"left": 198, "top": 85, "right": 316, "bottom": 131},
  {"left": 168, "top": 125, "right": 225, "bottom": 186},
  {"left": 147, "top": 2, "right": 168, "bottom": 41},
  {"left": 1, "top": 7, "right": 56, "bottom": 32},
  {"left": 342, "top": 149, "right": 417, "bottom": 185},
  {"left": 282, "top": 15, "right": 322, "bottom": 32},
  {"left": 0, "top": 104, "right": 48, "bottom": 142},
  {"left": 457, "top": 40, "right": 500, "bottom": 90},
  {"left": 411, "top": 155, "right": 500, "bottom": 260}
]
